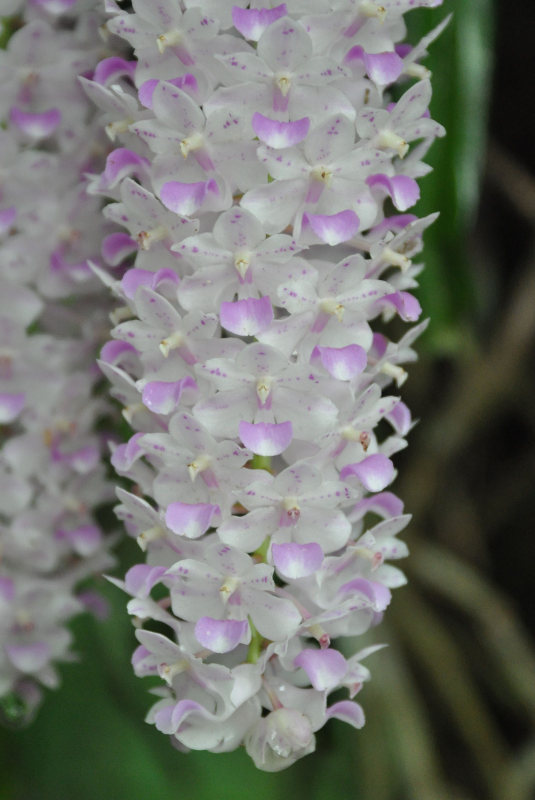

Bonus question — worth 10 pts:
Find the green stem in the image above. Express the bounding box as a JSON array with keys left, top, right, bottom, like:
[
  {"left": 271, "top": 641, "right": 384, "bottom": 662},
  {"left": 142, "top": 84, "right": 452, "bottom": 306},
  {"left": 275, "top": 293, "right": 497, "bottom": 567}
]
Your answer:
[
  {"left": 251, "top": 453, "right": 271, "bottom": 471},
  {"left": 246, "top": 619, "right": 264, "bottom": 664}
]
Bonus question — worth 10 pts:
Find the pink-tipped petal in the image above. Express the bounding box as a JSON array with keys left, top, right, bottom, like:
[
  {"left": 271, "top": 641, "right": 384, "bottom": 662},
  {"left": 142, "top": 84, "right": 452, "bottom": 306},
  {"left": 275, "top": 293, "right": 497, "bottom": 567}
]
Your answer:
[
  {"left": 340, "top": 454, "right": 395, "bottom": 492},
  {"left": 232, "top": 4, "right": 288, "bottom": 41},
  {"left": 302, "top": 211, "right": 360, "bottom": 245},
  {"left": 93, "top": 57, "right": 136, "bottom": 86},
  {"left": 386, "top": 401, "right": 412, "bottom": 436},
  {"left": 160, "top": 179, "right": 219, "bottom": 216},
  {"left": 6, "top": 642, "right": 50, "bottom": 673},
  {"left": 252, "top": 113, "right": 310, "bottom": 148},
  {"left": 239, "top": 420, "right": 293, "bottom": 456},
  {"left": 104, "top": 148, "right": 150, "bottom": 187},
  {"left": 165, "top": 502, "right": 220, "bottom": 538},
  {"left": 378, "top": 291, "right": 422, "bottom": 321},
  {"left": 326, "top": 700, "right": 365, "bottom": 729},
  {"left": 345, "top": 46, "right": 404, "bottom": 85},
  {"left": 220, "top": 296, "right": 273, "bottom": 335},
  {"left": 102, "top": 232, "right": 137, "bottom": 266},
  {"left": 0, "top": 207, "right": 16, "bottom": 235},
  {"left": 272, "top": 542, "right": 323, "bottom": 579},
  {"left": 194, "top": 617, "right": 249, "bottom": 653},
  {"left": 9, "top": 107, "right": 61, "bottom": 138},
  {"left": 142, "top": 377, "right": 198, "bottom": 414},
  {"left": 124, "top": 564, "right": 167, "bottom": 597},
  {"left": 311, "top": 345, "right": 367, "bottom": 380},
  {"left": 366, "top": 174, "right": 420, "bottom": 211},
  {"left": 294, "top": 648, "right": 347, "bottom": 691},
  {"left": 138, "top": 75, "right": 198, "bottom": 109},
  {"left": 62, "top": 524, "right": 102, "bottom": 556},
  {"left": 0, "top": 392, "right": 25, "bottom": 423}
]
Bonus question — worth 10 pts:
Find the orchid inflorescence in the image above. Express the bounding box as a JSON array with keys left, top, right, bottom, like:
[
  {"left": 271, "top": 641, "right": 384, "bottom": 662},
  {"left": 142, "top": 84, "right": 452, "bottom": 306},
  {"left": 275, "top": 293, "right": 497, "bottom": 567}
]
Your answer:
[
  {"left": 0, "top": 0, "right": 114, "bottom": 721},
  {"left": 0, "top": 0, "right": 445, "bottom": 770}
]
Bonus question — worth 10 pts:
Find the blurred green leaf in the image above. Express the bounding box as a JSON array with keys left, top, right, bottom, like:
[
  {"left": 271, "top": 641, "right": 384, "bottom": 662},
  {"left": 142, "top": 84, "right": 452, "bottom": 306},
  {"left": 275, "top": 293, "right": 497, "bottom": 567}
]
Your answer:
[{"left": 406, "top": 1, "right": 495, "bottom": 351}]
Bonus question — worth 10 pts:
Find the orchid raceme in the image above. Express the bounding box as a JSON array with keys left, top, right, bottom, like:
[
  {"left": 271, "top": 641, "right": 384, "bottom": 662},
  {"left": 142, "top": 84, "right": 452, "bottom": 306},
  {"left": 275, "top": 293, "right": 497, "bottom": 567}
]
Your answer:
[
  {"left": 87, "top": 0, "right": 446, "bottom": 770},
  {"left": 0, "top": 2, "right": 114, "bottom": 722}
]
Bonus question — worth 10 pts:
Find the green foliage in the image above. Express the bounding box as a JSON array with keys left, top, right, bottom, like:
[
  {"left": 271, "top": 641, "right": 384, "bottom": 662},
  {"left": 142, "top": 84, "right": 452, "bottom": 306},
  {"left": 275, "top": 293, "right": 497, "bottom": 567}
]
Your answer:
[{"left": 406, "top": 1, "right": 494, "bottom": 352}]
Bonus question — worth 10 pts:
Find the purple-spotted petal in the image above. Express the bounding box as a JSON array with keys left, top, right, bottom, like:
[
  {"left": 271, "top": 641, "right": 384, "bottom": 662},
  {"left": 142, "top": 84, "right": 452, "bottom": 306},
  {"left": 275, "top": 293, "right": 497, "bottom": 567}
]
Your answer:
[
  {"left": 0, "top": 392, "right": 25, "bottom": 423},
  {"left": 142, "top": 377, "right": 198, "bottom": 414},
  {"left": 232, "top": 4, "right": 288, "bottom": 41},
  {"left": 252, "top": 113, "right": 310, "bottom": 148},
  {"left": 160, "top": 179, "right": 219, "bottom": 216},
  {"left": 220, "top": 296, "right": 273, "bottom": 335},
  {"left": 165, "top": 502, "right": 220, "bottom": 538},
  {"left": 9, "top": 107, "right": 61, "bottom": 138},
  {"left": 294, "top": 648, "right": 347, "bottom": 691},
  {"left": 272, "top": 542, "right": 323, "bottom": 579},
  {"left": 302, "top": 211, "right": 359, "bottom": 245},
  {"left": 194, "top": 617, "right": 249, "bottom": 653},
  {"left": 340, "top": 454, "right": 395, "bottom": 492},
  {"left": 310, "top": 345, "right": 367, "bottom": 380},
  {"left": 239, "top": 420, "right": 293, "bottom": 456}
]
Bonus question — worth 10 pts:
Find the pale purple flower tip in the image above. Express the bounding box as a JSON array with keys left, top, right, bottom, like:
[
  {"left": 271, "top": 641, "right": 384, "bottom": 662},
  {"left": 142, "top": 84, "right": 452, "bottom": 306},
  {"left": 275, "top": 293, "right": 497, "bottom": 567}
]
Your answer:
[
  {"left": 93, "top": 57, "right": 137, "bottom": 86},
  {"left": 102, "top": 233, "right": 138, "bottom": 266},
  {"left": 104, "top": 148, "right": 150, "bottom": 187},
  {"left": 160, "top": 179, "right": 219, "bottom": 216},
  {"left": 239, "top": 420, "right": 293, "bottom": 455},
  {"left": 220, "top": 296, "right": 273, "bottom": 335},
  {"left": 386, "top": 401, "right": 412, "bottom": 436},
  {"left": 302, "top": 211, "right": 360, "bottom": 245},
  {"left": 194, "top": 617, "right": 249, "bottom": 653},
  {"left": 311, "top": 345, "right": 367, "bottom": 380},
  {"left": 125, "top": 564, "right": 167, "bottom": 598},
  {"left": 0, "top": 206, "right": 16, "bottom": 236},
  {"left": 232, "top": 5, "right": 288, "bottom": 41},
  {"left": 252, "top": 113, "right": 310, "bottom": 148},
  {"left": 142, "top": 378, "right": 198, "bottom": 415},
  {"left": 31, "top": 0, "right": 76, "bottom": 13},
  {"left": 378, "top": 291, "right": 422, "bottom": 322},
  {"left": 138, "top": 75, "right": 198, "bottom": 109},
  {"left": 165, "top": 501, "right": 220, "bottom": 539},
  {"left": 0, "top": 577, "right": 15, "bottom": 602},
  {"left": 340, "top": 454, "right": 395, "bottom": 492},
  {"left": 10, "top": 107, "right": 61, "bottom": 138},
  {"left": 294, "top": 648, "right": 347, "bottom": 691},
  {"left": 59, "top": 524, "right": 102, "bottom": 556},
  {"left": 345, "top": 47, "right": 404, "bottom": 85},
  {"left": 272, "top": 542, "right": 323, "bottom": 579},
  {"left": 0, "top": 392, "right": 25, "bottom": 423},
  {"left": 326, "top": 700, "right": 365, "bottom": 729},
  {"left": 366, "top": 174, "right": 420, "bottom": 211},
  {"left": 6, "top": 642, "right": 51, "bottom": 673}
]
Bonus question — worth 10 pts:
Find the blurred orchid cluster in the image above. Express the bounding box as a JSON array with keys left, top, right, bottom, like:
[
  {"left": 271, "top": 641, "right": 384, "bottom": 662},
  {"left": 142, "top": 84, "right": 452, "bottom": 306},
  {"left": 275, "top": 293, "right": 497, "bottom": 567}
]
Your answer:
[{"left": 0, "top": 0, "right": 444, "bottom": 771}]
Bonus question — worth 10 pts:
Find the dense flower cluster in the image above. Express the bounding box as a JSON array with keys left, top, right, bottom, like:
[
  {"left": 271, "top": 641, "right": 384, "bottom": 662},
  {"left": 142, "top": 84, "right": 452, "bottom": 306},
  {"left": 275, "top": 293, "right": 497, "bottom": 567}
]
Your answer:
[
  {"left": 85, "top": 0, "right": 447, "bottom": 770},
  {"left": 0, "top": 1, "right": 114, "bottom": 720}
]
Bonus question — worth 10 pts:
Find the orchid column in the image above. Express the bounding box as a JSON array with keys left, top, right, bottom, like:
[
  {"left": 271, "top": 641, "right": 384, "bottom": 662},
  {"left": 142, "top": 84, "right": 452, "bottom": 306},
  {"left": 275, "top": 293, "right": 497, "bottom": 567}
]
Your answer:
[
  {"left": 90, "top": 0, "right": 446, "bottom": 770},
  {"left": 0, "top": 1, "right": 114, "bottom": 721}
]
